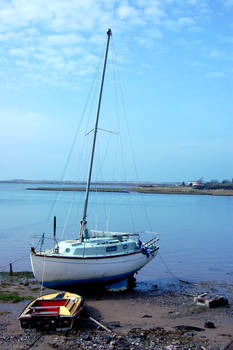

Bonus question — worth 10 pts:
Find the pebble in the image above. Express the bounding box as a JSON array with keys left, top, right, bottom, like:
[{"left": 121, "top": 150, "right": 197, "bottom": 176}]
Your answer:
[
  {"left": 0, "top": 327, "right": 213, "bottom": 350},
  {"left": 204, "top": 321, "right": 215, "bottom": 329},
  {"left": 186, "top": 332, "right": 194, "bottom": 337}
]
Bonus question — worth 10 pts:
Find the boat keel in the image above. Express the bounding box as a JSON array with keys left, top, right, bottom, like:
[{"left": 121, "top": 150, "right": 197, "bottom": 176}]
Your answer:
[{"left": 105, "top": 274, "right": 136, "bottom": 292}]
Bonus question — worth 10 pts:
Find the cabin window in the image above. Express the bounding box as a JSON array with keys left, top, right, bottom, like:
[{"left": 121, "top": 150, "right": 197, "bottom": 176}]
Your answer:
[
  {"left": 65, "top": 248, "right": 71, "bottom": 253},
  {"left": 123, "top": 244, "right": 128, "bottom": 249},
  {"left": 106, "top": 246, "right": 117, "bottom": 252}
]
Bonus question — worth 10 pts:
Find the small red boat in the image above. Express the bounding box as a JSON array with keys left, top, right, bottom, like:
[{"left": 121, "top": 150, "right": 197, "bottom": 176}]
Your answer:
[{"left": 18, "top": 291, "right": 85, "bottom": 331}]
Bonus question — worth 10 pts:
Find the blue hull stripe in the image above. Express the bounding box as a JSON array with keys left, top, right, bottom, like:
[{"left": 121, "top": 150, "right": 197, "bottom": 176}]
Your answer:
[{"left": 41, "top": 270, "right": 138, "bottom": 288}]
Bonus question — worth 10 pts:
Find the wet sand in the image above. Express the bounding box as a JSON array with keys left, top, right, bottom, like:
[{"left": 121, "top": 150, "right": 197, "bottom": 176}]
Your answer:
[{"left": 0, "top": 275, "right": 232, "bottom": 349}]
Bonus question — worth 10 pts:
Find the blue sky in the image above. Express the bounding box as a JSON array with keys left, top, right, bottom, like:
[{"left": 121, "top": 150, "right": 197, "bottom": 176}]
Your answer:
[{"left": 0, "top": 0, "right": 232, "bottom": 183}]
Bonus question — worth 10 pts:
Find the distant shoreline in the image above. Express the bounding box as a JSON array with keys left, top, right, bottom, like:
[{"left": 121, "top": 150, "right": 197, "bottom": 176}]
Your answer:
[
  {"left": 1, "top": 180, "right": 232, "bottom": 196},
  {"left": 27, "top": 187, "right": 130, "bottom": 193},
  {"left": 27, "top": 185, "right": 233, "bottom": 196},
  {"left": 0, "top": 179, "right": 175, "bottom": 187},
  {"left": 133, "top": 186, "right": 233, "bottom": 196}
]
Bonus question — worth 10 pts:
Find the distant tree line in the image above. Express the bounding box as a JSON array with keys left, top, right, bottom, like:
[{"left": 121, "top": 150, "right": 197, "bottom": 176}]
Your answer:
[
  {"left": 184, "top": 179, "right": 233, "bottom": 190},
  {"left": 202, "top": 180, "right": 233, "bottom": 190}
]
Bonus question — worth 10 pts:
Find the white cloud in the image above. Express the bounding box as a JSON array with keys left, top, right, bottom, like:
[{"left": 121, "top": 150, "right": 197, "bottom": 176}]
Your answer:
[
  {"left": 163, "top": 16, "right": 195, "bottom": 32},
  {"left": 187, "top": 0, "right": 197, "bottom": 4},
  {"left": 143, "top": 2, "right": 165, "bottom": 24},
  {"left": 0, "top": 32, "right": 15, "bottom": 41},
  {"left": 148, "top": 28, "right": 163, "bottom": 39},
  {"left": 221, "top": 0, "right": 233, "bottom": 8},
  {"left": 116, "top": 2, "right": 144, "bottom": 24},
  {"left": 0, "top": 0, "right": 115, "bottom": 85},
  {"left": 209, "top": 50, "right": 224, "bottom": 59},
  {"left": 9, "top": 48, "right": 29, "bottom": 57},
  {"left": 0, "top": 0, "right": 229, "bottom": 88},
  {"left": 136, "top": 27, "right": 163, "bottom": 47},
  {"left": 206, "top": 72, "right": 224, "bottom": 78},
  {"left": 188, "top": 26, "right": 202, "bottom": 32},
  {"left": 178, "top": 17, "right": 195, "bottom": 26},
  {"left": 45, "top": 34, "right": 85, "bottom": 46}
]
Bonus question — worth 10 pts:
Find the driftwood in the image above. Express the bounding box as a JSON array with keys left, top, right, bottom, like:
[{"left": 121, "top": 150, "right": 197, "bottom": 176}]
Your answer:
[
  {"left": 89, "top": 316, "right": 113, "bottom": 333},
  {"left": 175, "top": 325, "right": 204, "bottom": 332}
]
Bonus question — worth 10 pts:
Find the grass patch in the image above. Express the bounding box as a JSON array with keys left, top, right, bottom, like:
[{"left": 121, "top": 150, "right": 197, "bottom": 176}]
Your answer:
[
  {"left": 0, "top": 271, "right": 34, "bottom": 279},
  {"left": 133, "top": 185, "right": 233, "bottom": 196},
  {"left": 0, "top": 271, "right": 34, "bottom": 284},
  {"left": 0, "top": 291, "right": 34, "bottom": 303}
]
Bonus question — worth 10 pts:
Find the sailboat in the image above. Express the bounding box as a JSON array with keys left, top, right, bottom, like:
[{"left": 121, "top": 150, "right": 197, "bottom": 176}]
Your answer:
[{"left": 30, "top": 29, "right": 159, "bottom": 292}]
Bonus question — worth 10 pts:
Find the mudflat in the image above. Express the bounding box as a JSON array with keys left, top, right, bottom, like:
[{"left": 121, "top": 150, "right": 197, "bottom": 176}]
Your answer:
[{"left": 0, "top": 273, "right": 232, "bottom": 349}]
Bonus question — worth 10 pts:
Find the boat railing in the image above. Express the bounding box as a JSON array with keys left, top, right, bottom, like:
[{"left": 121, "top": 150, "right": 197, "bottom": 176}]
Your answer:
[
  {"left": 144, "top": 236, "right": 159, "bottom": 248},
  {"left": 31, "top": 234, "right": 58, "bottom": 252},
  {"left": 31, "top": 234, "right": 54, "bottom": 241}
]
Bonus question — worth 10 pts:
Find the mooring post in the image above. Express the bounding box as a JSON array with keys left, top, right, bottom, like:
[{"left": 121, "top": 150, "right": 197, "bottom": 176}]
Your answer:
[{"left": 9, "top": 263, "right": 13, "bottom": 276}]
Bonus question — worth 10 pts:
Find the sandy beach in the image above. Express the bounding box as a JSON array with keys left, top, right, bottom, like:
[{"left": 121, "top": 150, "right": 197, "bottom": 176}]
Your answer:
[{"left": 0, "top": 273, "right": 232, "bottom": 349}]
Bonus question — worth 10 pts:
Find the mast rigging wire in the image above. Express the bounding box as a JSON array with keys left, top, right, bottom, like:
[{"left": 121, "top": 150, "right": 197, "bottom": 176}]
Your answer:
[{"left": 110, "top": 40, "right": 153, "bottom": 233}]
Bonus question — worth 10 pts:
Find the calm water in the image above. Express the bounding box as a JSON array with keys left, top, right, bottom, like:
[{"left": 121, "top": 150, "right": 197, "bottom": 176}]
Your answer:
[{"left": 0, "top": 183, "right": 232, "bottom": 283}]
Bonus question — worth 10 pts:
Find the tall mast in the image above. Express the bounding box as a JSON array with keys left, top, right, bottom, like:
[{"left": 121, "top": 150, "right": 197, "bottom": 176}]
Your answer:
[{"left": 80, "top": 28, "right": 112, "bottom": 241}]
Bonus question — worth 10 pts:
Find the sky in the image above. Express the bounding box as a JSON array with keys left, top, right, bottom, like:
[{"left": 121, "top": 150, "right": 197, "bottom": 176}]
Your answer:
[{"left": 0, "top": 0, "right": 232, "bottom": 183}]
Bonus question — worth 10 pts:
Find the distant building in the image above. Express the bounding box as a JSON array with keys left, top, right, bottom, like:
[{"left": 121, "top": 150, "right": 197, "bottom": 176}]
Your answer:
[{"left": 186, "top": 181, "right": 204, "bottom": 189}]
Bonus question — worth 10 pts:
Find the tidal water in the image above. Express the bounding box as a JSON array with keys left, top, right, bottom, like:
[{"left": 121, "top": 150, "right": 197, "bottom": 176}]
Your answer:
[{"left": 0, "top": 182, "right": 232, "bottom": 284}]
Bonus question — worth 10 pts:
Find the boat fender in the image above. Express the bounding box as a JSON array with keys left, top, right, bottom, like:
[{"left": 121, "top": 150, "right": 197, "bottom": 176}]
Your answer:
[
  {"left": 138, "top": 239, "right": 142, "bottom": 249},
  {"left": 139, "top": 239, "right": 150, "bottom": 256},
  {"left": 141, "top": 246, "right": 150, "bottom": 257},
  {"left": 85, "top": 228, "right": 89, "bottom": 239}
]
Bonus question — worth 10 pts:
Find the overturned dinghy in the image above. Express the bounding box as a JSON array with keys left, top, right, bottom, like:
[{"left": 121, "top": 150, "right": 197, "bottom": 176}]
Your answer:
[{"left": 18, "top": 291, "right": 85, "bottom": 332}]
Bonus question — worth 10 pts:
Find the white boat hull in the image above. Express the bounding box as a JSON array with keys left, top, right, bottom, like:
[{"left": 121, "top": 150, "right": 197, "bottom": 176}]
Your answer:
[{"left": 30, "top": 249, "right": 158, "bottom": 289}]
